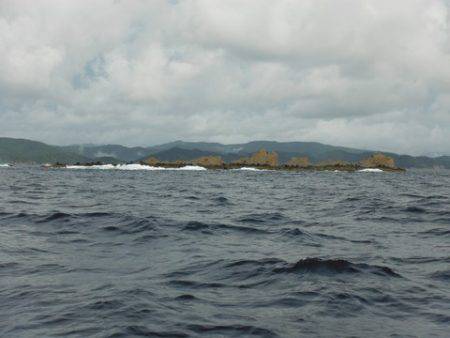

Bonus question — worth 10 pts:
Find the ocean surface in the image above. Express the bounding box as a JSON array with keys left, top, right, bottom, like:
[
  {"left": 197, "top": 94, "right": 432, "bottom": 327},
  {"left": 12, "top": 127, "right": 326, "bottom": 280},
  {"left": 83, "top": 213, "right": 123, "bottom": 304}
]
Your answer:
[{"left": 0, "top": 165, "right": 449, "bottom": 337}]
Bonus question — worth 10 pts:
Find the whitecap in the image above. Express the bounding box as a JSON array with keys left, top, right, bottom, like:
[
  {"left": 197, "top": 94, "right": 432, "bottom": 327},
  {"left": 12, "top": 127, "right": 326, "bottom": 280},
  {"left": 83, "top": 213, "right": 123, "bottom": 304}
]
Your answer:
[
  {"left": 234, "top": 167, "right": 266, "bottom": 171},
  {"left": 358, "top": 168, "right": 384, "bottom": 172},
  {"left": 116, "top": 164, "right": 206, "bottom": 171},
  {"left": 64, "top": 164, "right": 207, "bottom": 171},
  {"left": 173, "top": 165, "right": 207, "bottom": 171},
  {"left": 0, "top": 163, "right": 10, "bottom": 167},
  {"left": 66, "top": 164, "right": 116, "bottom": 170},
  {"left": 116, "top": 164, "right": 163, "bottom": 170}
]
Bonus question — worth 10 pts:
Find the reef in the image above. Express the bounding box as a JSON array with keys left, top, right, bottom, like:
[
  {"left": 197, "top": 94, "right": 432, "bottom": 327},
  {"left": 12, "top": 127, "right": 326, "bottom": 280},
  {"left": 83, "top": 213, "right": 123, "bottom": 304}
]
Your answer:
[
  {"left": 46, "top": 149, "right": 405, "bottom": 172},
  {"left": 232, "top": 149, "right": 279, "bottom": 167}
]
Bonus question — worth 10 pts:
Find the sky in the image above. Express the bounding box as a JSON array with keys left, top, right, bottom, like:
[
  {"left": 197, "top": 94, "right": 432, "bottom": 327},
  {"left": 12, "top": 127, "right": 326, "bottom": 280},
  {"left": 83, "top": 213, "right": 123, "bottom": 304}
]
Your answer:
[{"left": 0, "top": 0, "right": 449, "bottom": 156}]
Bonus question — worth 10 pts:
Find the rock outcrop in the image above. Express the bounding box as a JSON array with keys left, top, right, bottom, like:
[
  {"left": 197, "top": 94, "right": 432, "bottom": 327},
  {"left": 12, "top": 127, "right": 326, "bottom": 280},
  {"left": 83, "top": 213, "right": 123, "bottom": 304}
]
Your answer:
[
  {"left": 233, "top": 149, "right": 278, "bottom": 167},
  {"left": 360, "top": 153, "right": 396, "bottom": 168},
  {"left": 193, "top": 156, "right": 224, "bottom": 167},
  {"left": 286, "top": 156, "right": 310, "bottom": 167},
  {"left": 102, "top": 149, "right": 402, "bottom": 172},
  {"left": 142, "top": 157, "right": 160, "bottom": 166}
]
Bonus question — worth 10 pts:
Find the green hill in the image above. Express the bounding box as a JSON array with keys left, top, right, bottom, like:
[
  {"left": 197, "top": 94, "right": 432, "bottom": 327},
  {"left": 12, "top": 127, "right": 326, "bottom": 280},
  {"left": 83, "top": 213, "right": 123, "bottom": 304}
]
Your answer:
[
  {"left": 140, "top": 141, "right": 450, "bottom": 168},
  {"left": 0, "top": 137, "right": 89, "bottom": 164},
  {"left": 1, "top": 137, "right": 449, "bottom": 168},
  {"left": 61, "top": 144, "right": 148, "bottom": 162}
]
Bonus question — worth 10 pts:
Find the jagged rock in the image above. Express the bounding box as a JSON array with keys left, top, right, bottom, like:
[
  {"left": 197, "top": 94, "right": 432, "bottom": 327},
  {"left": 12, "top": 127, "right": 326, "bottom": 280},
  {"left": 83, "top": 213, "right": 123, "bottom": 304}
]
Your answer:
[
  {"left": 286, "top": 157, "right": 310, "bottom": 167},
  {"left": 256, "top": 149, "right": 278, "bottom": 166},
  {"left": 142, "top": 157, "right": 160, "bottom": 166},
  {"left": 360, "top": 153, "right": 396, "bottom": 168},
  {"left": 193, "top": 156, "right": 224, "bottom": 167},
  {"left": 233, "top": 149, "right": 278, "bottom": 167}
]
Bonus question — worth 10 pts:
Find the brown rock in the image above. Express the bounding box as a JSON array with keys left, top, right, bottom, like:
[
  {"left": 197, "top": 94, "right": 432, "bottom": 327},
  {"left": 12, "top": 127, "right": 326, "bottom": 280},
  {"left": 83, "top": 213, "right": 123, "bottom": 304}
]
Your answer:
[
  {"left": 232, "top": 149, "right": 278, "bottom": 167},
  {"left": 142, "top": 157, "right": 160, "bottom": 166},
  {"left": 286, "top": 157, "right": 310, "bottom": 167},
  {"left": 193, "top": 156, "right": 224, "bottom": 167},
  {"left": 236, "top": 149, "right": 278, "bottom": 166},
  {"left": 360, "top": 153, "right": 396, "bottom": 168}
]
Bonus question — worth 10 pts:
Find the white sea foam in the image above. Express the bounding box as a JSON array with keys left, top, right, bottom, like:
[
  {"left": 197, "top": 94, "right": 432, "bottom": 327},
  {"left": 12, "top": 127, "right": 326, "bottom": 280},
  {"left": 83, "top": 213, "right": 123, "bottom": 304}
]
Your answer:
[
  {"left": 0, "top": 164, "right": 10, "bottom": 167},
  {"left": 66, "top": 164, "right": 116, "bottom": 170},
  {"left": 173, "top": 165, "right": 207, "bottom": 171},
  {"left": 234, "top": 167, "right": 266, "bottom": 171},
  {"left": 358, "top": 168, "right": 384, "bottom": 172},
  {"left": 64, "top": 164, "right": 207, "bottom": 171},
  {"left": 116, "top": 164, "right": 161, "bottom": 170}
]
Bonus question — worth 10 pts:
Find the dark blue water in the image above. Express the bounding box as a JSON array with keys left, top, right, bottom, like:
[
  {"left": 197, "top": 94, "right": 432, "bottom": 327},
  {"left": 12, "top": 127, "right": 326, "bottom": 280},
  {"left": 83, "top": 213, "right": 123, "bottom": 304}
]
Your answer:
[{"left": 0, "top": 166, "right": 449, "bottom": 337}]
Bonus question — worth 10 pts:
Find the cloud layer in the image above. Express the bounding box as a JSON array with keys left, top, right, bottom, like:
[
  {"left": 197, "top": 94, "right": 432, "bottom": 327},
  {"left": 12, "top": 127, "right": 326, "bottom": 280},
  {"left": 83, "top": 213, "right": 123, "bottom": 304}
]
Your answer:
[{"left": 1, "top": 0, "right": 449, "bottom": 155}]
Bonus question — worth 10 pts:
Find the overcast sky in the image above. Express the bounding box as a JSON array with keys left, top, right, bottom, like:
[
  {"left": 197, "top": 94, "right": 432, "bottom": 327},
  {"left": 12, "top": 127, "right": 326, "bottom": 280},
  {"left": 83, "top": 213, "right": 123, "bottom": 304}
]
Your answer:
[{"left": 1, "top": 0, "right": 449, "bottom": 155}]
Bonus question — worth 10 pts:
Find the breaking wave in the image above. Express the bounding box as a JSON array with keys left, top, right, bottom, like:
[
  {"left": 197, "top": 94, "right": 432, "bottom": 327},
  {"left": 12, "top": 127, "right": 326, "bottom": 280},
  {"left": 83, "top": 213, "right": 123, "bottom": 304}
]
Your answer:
[
  {"left": 65, "top": 164, "right": 207, "bottom": 171},
  {"left": 232, "top": 167, "right": 267, "bottom": 171},
  {"left": 358, "top": 168, "right": 384, "bottom": 172}
]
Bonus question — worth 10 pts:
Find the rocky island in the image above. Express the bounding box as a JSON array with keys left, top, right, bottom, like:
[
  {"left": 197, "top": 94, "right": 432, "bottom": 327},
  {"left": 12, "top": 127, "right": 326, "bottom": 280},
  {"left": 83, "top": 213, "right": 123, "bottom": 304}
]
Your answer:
[
  {"left": 138, "top": 149, "right": 404, "bottom": 172},
  {"left": 49, "top": 149, "right": 405, "bottom": 172}
]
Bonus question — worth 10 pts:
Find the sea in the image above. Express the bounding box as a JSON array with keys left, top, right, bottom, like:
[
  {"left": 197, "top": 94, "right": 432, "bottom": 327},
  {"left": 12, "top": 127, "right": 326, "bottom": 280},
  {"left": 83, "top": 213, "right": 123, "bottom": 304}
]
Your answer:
[{"left": 0, "top": 164, "right": 449, "bottom": 337}]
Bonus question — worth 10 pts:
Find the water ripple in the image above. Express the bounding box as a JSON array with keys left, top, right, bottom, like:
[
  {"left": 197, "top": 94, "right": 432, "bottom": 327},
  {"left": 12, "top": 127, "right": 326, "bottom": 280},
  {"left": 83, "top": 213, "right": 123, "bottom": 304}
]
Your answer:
[{"left": 0, "top": 167, "right": 449, "bottom": 337}]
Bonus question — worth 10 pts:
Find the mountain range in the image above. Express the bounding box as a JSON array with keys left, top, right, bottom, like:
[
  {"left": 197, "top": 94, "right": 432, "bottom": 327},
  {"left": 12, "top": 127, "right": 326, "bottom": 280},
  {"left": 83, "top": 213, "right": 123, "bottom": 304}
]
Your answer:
[{"left": 1, "top": 137, "right": 449, "bottom": 168}]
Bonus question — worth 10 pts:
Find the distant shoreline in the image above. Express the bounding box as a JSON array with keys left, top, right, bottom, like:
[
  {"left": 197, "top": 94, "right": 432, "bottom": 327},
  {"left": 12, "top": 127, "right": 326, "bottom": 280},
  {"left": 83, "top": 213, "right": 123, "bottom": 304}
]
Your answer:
[
  {"left": 45, "top": 162, "right": 405, "bottom": 172},
  {"left": 1, "top": 137, "right": 448, "bottom": 169}
]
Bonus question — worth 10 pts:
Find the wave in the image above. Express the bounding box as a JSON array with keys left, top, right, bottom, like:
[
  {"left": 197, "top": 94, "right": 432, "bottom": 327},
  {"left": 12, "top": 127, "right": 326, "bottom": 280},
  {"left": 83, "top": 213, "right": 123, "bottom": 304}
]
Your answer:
[
  {"left": 175, "top": 294, "right": 197, "bottom": 301},
  {"left": 123, "top": 326, "right": 189, "bottom": 338},
  {"left": 272, "top": 258, "right": 401, "bottom": 277},
  {"left": 0, "top": 163, "right": 10, "bottom": 167},
  {"left": 419, "top": 228, "right": 450, "bottom": 236},
  {"left": 404, "top": 206, "right": 426, "bottom": 213},
  {"left": 181, "top": 221, "right": 270, "bottom": 234},
  {"left": 3, "top": 211, "right": 166, "bottom": 235},
  {"left": 429, "top": 270, "right": 450, "bottom": 281},
  {"left": 212, "top": 196, "right": 231, "bottom": 205},
  {"left": 168, "top": 257, "right": 401, "bottom": 284},
  {"left": 238, "top": 212, "right": 287, "bottom": 224},
  {"left": 358, "top": 168, "right": 384, "bottom": 172},
  {"left": 173, "top": 165, "right": 207, "bottom": 171},
  {"left": 65, "top": 164, "right": 116, "bottom": 170},
  {"left": 185, "top": 324, "right": 275, "bottom": 337},
  {"left": 232, "top": 167, "right": 267, "bottom": 171},
  {"left": 4, "top": 211, "right": 271, "bottom": 237},
  {"left": 65, "top": 164, "right": 206, "bottom": 171}
]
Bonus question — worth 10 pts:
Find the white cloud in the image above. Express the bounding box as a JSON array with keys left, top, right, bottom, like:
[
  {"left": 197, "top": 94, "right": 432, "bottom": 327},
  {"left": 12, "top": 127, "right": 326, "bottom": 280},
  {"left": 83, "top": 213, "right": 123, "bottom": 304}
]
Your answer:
[{"left": 0, "top": 0, "right": 449, "bottom": 155}]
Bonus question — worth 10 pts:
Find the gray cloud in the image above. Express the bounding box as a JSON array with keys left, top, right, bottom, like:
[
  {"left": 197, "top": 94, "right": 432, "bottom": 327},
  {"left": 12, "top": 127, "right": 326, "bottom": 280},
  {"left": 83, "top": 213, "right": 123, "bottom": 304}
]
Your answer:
[{"left": 0, "top": 0, "right": 449, "bottom": 155}]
